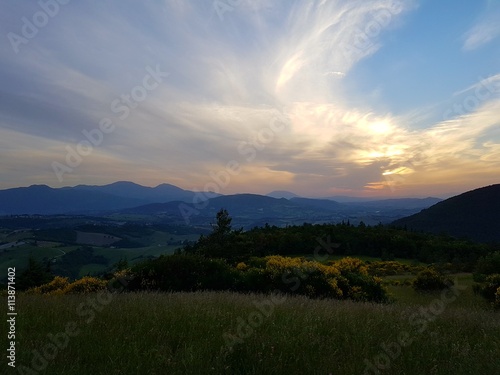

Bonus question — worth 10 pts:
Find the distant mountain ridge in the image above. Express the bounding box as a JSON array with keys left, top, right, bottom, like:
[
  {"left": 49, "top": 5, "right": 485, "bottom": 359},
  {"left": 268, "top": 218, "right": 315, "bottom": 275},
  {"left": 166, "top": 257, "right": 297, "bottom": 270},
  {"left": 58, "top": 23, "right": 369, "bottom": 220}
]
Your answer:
[
  {"left": 0, "top": 182, "right": 441, "bottom": 227},
  {"left": 392, "top": 184, "right": 500, "bottom": 242},
  {"left": 0, "top": 182, "right": 196, "bottom": 215},
  {"left": 266, "top": 191, "right": 300, "bottom": 199},
  {"left": 70, "top": 181, "right": 195, "bottom": 202}
]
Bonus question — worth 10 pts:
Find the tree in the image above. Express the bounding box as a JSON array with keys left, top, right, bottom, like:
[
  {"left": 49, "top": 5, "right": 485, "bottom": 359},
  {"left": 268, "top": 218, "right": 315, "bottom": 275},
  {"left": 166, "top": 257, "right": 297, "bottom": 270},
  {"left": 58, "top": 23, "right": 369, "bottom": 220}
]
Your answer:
[
  {"left": 211, "top": 208, "right": 232, "bottom": 240},
  {"left": 17, "top": 256, "right": 53, "bottom": 290},
  {"left": 183, "top": 209, "right": 247, "bottom": 260}
]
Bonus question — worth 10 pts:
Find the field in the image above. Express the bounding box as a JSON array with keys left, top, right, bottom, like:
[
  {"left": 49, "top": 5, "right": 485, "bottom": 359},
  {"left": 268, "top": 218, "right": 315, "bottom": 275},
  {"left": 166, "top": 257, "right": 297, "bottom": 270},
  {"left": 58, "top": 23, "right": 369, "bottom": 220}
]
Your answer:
[
  {"left": 0, "top": 227, "right": 200, "bottom": 278},
  {"left": 6, "top": 282, "right": 500, "bottom": 375}
]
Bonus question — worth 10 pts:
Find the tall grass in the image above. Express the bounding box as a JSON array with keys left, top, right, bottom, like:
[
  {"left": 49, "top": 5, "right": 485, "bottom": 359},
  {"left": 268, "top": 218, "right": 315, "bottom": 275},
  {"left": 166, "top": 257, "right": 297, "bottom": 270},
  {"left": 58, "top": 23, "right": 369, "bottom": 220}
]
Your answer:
[{"left": 8, "top": 290, "right": 500, "bottom": 375}]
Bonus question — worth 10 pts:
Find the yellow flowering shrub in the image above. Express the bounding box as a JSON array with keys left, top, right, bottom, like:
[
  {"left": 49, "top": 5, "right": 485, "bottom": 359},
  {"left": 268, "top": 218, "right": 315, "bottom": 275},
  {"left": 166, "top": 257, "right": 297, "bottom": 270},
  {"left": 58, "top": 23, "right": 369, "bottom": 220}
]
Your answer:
[
  {"left": 265, "top": 255, "right": 305, "bottom": 270},
  {"left": 62, "top": 277, "right": 107, "bottom": 294},
  {"left": 327, "top": 278, "right": 343, "bottom": 298},
  {"left": 29, "top": 276, "right": 70, "bottom": 295},
  {"left": 256, "top": 255, "right": 387, "bottom": 302},
  {"left": 28, "top": 276, "right": 107, "bottom": 295},
  {"left": 334, "top": 257, "right": 368, "bottom": 276},
  {"left": 236, "top": 262, "right": 249, "bottom": 271}
]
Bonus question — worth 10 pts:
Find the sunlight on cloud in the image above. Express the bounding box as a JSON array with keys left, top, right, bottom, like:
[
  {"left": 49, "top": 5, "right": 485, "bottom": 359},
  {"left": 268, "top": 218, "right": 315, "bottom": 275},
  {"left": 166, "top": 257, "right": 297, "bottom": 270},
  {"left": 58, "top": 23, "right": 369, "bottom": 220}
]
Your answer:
[{"left": 1, "top": 0, "right": 499, "bottom": 196}]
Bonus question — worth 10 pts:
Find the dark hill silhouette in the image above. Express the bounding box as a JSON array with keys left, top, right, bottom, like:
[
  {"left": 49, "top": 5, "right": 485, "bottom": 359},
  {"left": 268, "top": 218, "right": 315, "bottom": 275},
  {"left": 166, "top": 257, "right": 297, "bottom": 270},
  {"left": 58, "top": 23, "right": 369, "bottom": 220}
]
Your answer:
[
  {"left": 392, "top": 184, "right": 500, "bottom": 242},
  {"left": 70, "top": 181, "right": 195, "bottom": 202},
  {"left": 0, "top": 185, "right": 145, "bottom": 215}
]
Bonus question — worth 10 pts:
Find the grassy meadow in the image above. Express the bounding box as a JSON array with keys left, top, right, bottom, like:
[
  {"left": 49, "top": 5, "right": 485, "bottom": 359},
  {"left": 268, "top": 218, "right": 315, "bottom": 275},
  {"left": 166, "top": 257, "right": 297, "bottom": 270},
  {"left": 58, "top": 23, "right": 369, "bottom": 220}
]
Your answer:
[{"left": 6, "top": 282, "right": 500, "bottom": 375}]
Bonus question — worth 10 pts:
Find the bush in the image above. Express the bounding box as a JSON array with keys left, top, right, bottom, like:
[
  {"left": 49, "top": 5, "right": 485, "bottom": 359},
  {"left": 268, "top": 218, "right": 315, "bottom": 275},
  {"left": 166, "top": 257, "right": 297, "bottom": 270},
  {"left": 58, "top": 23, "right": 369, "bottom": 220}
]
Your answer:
[
  {"left": 63, "top": 277, "right": 107, "bottom": 294},
  {"left": 29, "top": 276, "right": 107, "bottom": 295},
  {"left": 412, "top": 268, "right": 452, "bottom": 292},
  {"left": 494, "top": 287, "right": 500, "bottom": 310},
  {"left": 474, "top": 274, "right": 500, "bottom": 306},
  {"left": 237, "top": 256, "right": 388, "bottom": 303},
  {"left": 127, "top": 254, "right": 388, "bottom": 303},
  {"left": 474, "top": 251, "right": 500, "bottom": 282},
  {"left": 29, "top": 276, "right": 70, "bottom": 295},
  {"left": 475, "top": 251, "right": 500, "bottom": 277},
  {"left": 127, "top": 254, "right": 238, "bottom": 292}
]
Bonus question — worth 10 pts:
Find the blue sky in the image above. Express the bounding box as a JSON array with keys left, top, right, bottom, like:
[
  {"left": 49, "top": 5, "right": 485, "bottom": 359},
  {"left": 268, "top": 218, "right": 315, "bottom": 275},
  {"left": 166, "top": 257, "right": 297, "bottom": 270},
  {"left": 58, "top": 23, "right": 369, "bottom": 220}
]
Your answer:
[{"left": 0, "top": 0, "right": 499, "bottom": 198}]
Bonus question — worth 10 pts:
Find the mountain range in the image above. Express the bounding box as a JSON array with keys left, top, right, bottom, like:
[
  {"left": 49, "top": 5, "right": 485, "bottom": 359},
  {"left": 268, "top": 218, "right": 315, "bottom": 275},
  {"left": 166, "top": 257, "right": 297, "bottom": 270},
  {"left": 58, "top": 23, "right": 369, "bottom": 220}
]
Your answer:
[
  {"left": 1, "top": 181, "right": 499, "bottom": 242},
  {"left": 0, "top": 181, "right": 441, "bottom": 227}
]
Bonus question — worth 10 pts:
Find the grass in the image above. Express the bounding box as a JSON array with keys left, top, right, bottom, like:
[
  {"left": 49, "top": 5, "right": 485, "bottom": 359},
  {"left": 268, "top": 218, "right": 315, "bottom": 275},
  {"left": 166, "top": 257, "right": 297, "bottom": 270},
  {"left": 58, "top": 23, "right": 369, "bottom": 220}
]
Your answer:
[
  {"left": 385, "top": 273, "right": 490, "bottom": 309},
  {"left": 5, "top": 289, "right": 499, "bottom": 375}
]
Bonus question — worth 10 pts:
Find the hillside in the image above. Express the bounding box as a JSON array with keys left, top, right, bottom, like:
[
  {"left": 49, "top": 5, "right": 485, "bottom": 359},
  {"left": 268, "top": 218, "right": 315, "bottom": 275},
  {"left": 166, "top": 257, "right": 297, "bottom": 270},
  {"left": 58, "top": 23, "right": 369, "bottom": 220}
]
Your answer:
[{"left": 393, "top": 184, "right": 500, "bottom": 242}]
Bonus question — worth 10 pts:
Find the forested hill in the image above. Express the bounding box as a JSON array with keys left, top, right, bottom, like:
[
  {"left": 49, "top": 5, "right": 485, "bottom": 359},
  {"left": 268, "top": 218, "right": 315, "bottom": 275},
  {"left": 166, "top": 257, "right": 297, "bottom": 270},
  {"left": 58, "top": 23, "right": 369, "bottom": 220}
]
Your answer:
[{"left": 392, "top": 184, "right": 500, "bottom": 242}]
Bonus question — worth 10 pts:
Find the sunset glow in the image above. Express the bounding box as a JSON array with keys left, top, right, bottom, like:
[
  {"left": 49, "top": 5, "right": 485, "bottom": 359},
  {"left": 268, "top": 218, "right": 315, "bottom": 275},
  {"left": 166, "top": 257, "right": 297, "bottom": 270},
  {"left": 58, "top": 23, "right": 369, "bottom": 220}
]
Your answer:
[{"left": 1, "top": 0, "right": 499, "bottom": 198}]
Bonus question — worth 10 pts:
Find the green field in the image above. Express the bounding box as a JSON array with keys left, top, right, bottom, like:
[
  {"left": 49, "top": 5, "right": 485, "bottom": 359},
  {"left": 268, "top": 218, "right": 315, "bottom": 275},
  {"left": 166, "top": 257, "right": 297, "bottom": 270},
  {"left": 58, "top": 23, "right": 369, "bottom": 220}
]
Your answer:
[
  {"left": 6, "top": 287, "right": 499, "bottom": 375},
  {"left": 0, "top": 227, "right": 201, "bottom": 279}
]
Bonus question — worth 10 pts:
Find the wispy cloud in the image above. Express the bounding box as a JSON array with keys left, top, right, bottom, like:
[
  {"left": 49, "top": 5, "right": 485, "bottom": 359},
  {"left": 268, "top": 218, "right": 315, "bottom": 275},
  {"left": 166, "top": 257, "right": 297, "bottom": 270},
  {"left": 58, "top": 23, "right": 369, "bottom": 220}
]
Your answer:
[{"left": 462, "top": 3, "right": 500, "bottom": 50}]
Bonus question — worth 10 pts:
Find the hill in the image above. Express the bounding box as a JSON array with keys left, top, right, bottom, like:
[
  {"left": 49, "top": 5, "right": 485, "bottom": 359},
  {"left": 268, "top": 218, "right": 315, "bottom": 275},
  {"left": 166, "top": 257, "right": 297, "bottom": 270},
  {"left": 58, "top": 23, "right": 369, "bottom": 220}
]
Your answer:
[{"left": 392, "top": 184, "right": 500, "bottom": 242}]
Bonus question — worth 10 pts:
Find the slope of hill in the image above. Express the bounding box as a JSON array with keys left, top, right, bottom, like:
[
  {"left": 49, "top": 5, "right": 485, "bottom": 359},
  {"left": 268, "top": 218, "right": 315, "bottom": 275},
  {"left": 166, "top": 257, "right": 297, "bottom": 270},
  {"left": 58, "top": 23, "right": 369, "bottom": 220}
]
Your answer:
[{"left": 392, "top": 184, "right": 500, "bottom": 242}]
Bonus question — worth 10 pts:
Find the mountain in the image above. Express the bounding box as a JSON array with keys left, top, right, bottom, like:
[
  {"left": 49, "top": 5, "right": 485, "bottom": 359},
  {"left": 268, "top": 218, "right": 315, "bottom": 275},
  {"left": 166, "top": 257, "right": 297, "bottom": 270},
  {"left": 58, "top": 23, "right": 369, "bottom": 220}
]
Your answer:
[
  {"left": 266, "top": 191, "right": 300, "bottom": 199},
  {"left": 0, "top": 185, "right": 146, "bottom": 215},
  {"left": 70, "top": 181, "right": 195, "bottom": 202},
  {"left": 0, "top": 182, "right": 198, "bottom": 215},
  {"left": 392, "top": 184, "right": 500, "bottom": 242},
  {"left": 0, "top": 182, "right": 443, "bottom": 226}
]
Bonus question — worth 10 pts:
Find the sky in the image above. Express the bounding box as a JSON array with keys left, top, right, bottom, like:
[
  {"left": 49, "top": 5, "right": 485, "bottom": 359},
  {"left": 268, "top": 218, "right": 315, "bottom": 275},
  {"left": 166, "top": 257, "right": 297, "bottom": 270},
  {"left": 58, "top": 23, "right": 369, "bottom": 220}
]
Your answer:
[{"left": 0, "top": 0, "right": 499, "bottom": 198}]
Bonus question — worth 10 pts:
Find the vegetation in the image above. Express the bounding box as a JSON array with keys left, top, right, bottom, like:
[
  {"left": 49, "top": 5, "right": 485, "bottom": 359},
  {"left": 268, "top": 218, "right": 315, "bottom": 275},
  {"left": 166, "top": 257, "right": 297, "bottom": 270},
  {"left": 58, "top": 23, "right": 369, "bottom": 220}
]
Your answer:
[
  {"left": 16, "top": 256, "right": 53, "bottom": 290},
  {"left": 183, "top": 210, "right": 497, "bottom": 270},
  {"left": 411, "top": 268, "right": 452, "bottom": 292},
  {"left": 474, "top": 251, "right": 500, "bottom": 280},
  {"left": 63, "top": 253, "right": 385, "bottom": 303},
  {"left": 8, "top": 291, "right": 500, "bottom": 375},
  {"left": 2, "top": 208, "right": 500, "bottom": 374},
  {"left": 473, "top": 274, "right": 500, "bottom": 308}
]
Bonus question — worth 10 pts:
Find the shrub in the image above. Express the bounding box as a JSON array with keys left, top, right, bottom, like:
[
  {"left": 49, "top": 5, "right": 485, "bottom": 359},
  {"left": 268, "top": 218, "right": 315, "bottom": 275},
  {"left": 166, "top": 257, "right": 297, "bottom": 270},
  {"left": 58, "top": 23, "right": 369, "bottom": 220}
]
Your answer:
[
  {"left": 494, "top": 287, "right": 500, "bottom": 310},
  {"left": 412, "top": 268, "right": 452, "bottom": 292},
  {"left": 63, "top": 277, "right": 107, "bottom": 294},
  {"left": 29, "top": 276, "right": 70, "bottom": 295},
  {"left": 475, "top": 251, "right": 500, "bottom": 277},
  {"left": 239, "top": 256, "right": 387, "bottom": 303},
  {"left": 474, "top": 274, "right": 500, "bottom": 304},
  {"left": 29, "top": 276, "right": 107, "bottom": 295},
  {"left": 127, "top": 254, "right": 238, "bottom": 292}
]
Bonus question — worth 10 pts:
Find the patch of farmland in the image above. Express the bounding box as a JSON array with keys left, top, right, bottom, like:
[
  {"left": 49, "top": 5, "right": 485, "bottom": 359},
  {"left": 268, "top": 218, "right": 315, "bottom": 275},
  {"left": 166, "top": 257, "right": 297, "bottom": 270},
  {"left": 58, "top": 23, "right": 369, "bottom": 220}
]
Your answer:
[{"left": 75, "top": 231, "right": 121, "bottom": 246}]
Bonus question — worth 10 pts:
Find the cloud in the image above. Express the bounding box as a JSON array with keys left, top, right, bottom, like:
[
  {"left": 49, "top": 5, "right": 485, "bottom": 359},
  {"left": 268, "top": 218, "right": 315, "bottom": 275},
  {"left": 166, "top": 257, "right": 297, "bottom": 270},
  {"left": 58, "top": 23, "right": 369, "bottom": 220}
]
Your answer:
[
  {"left": 462, "top": 3, "right": 500, "bottom": 50},
  {"left": 0, "top": 1, "right": 499, "bottom": 198}
]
